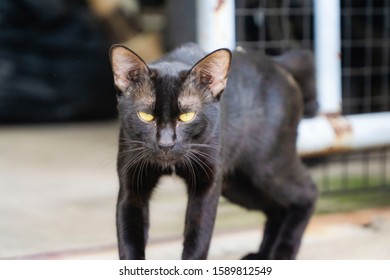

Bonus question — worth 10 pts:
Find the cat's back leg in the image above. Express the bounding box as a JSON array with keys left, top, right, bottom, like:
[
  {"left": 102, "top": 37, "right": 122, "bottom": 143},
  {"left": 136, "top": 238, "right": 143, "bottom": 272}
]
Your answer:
[
  {"left": 264, "top": 160, "right": 318, "bottom": 259},
  {"left": 222, "top": 169, "right": 288, "bottom": 260},
  {"left": 222, "top": 160, "right": 317, "bottom": 260}
]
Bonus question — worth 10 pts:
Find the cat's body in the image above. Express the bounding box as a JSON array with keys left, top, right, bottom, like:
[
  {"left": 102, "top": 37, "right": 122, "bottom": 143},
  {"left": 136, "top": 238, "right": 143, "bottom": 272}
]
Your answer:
[{"left": 110, "top": 43, "right": 318, "bottom": 260}]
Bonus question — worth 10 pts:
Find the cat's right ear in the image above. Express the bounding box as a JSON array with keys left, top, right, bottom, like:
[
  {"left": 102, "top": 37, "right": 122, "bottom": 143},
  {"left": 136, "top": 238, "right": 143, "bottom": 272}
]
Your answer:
[{"left": 109, "top": 45, "right": 149, "bottom": 93}]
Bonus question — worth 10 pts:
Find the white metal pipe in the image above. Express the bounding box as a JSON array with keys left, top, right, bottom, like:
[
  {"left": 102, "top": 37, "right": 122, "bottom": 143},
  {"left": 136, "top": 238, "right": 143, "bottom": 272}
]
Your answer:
[
  {"left": 314, "top": 0, "right": 342, "bottom": 114},
  {"left": 297, "top": 113, "right": 390, "bottom": 156},
  {"left": 196, "top": 0, "right": 236, "bottom": 52}
]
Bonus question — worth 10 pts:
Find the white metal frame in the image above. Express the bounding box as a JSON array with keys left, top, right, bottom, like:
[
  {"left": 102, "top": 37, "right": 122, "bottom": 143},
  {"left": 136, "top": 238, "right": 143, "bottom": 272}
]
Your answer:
[
  {"left": 196, "top": 0, "right": 390, "bottom": 156},
  {"left": 297, "top": 112, "right": 390, "bottom": 156},
  {"left": 314, "top": 0, "right": 342, "bottom": 114}
]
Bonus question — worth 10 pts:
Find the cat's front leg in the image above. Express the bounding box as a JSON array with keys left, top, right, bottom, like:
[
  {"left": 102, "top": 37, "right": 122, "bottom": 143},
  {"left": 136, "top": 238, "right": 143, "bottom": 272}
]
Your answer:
[
  {"left": 116, "top": 171, "right": 159, "bottom": 260},
  {"left": 181, "top": 177, "right": 221, "bottom": 260},
  {"left": 116, "top": 191, "right": 150, "bottom": 260}
]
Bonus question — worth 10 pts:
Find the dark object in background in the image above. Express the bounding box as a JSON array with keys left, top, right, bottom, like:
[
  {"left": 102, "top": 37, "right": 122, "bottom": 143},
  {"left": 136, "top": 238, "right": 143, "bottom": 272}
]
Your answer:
[
  {"left": 165, "top": 0, "right": 196, "bottom": 51},
  {"left": 0, "top": 0, "right": 116, "bottom": 123}
]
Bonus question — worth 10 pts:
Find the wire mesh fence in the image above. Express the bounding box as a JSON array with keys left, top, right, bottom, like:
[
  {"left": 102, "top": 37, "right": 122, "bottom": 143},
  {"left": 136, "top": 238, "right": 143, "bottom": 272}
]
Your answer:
[
  {"left": 234, "top": 0, "right": 390, "bottom": 193},
  {"left": 341, "top": 0, "right": 390, "bottom": 114},
  {"left": 309, "top": 147, "right": 390, "bottom": 194},
  {"left": 235, "top": 0, "right": 314, "bottom": 54}
]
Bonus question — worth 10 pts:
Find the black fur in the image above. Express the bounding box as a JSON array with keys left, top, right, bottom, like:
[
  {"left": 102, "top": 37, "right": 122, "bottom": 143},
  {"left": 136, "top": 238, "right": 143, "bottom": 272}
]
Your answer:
[{"left": 109, "top": 43, "right": 318, "bottom": 260}]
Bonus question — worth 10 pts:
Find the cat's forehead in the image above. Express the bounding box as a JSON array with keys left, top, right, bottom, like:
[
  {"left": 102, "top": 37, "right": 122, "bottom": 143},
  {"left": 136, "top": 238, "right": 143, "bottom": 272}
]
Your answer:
[
  {"left": 130, "top": 61, "right": 205, "bottom": 111},
  {"left": 150, "top": 64, "right": 204, "bottom": 110}
]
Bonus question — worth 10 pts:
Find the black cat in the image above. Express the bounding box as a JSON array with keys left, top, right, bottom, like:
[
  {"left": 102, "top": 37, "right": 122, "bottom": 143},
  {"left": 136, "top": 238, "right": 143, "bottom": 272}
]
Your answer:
[{"left": 109, "top": 43, "right": 318, "bottom": 260}]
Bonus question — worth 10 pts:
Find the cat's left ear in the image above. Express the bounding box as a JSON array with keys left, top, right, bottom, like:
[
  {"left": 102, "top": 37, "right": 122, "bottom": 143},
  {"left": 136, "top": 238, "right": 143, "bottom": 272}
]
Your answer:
[{"left": 189, "top": 48, "right": 232, "bottom": 99}]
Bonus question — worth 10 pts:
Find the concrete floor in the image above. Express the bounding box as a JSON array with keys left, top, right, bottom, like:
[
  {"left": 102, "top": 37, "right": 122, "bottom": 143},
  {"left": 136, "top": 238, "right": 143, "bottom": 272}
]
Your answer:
[{"left": 1, "top": 121, "right": 390, "bottom": 260}]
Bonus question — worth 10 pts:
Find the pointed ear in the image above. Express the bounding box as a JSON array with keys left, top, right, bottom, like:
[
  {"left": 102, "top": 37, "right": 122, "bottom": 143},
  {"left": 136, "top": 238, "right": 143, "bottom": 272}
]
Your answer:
[
  {"left": 109, "top": 44, "right": 149, "bottom": 93},
  {"left": 189, "top": 48, "right": 232, "bottom": 98}
]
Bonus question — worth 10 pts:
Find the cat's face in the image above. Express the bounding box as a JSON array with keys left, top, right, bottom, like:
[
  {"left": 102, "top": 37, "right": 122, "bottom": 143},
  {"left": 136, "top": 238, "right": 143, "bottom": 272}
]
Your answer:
[{"left": 110, "top": 45, "right": 231, "bottom": 167}]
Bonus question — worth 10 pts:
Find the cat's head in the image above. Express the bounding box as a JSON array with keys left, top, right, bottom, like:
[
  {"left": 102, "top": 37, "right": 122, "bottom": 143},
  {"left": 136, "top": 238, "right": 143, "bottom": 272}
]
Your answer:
[{"left": 109, "top": 44, "right": 231, "bottom": 167}]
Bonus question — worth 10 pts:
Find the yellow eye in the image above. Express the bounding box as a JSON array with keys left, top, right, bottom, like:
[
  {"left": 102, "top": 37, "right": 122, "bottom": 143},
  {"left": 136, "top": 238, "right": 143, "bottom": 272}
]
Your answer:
[
  {"left": 138, "top": 111, "right": 155, "bottom": 122},
  {"left": 179, "top": 111, "right": 196, "bottom": 123}
]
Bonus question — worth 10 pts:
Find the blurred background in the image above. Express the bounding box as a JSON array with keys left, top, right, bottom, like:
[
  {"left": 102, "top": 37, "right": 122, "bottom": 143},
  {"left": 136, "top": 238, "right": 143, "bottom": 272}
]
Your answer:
[{"left": 0, "top": 0, "right": 390, "bottom": 259}]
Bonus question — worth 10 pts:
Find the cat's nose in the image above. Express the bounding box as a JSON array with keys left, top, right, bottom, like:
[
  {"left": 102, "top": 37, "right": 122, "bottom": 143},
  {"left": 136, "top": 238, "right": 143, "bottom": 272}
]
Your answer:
[
  {"left": 158, "top": 142, "right": 175, "bottom": 153},
  {"left": 157, "top": 126, "right": 176, "bottom": 153}
]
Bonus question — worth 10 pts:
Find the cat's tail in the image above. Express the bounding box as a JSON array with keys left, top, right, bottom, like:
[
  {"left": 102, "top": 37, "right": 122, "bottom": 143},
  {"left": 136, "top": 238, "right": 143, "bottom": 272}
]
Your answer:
[{"left": 273, "top": 50, "right": 318, "bottom": 118}]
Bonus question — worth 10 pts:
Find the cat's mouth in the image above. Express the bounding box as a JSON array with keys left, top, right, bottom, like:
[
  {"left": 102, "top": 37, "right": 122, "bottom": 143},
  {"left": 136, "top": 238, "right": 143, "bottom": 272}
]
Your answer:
[
  {"left": 159, "top": 154, "right": 175, "bottom": 161},
  {"left": 154, "top": 152, "right": 181, "bottom": 165}
]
